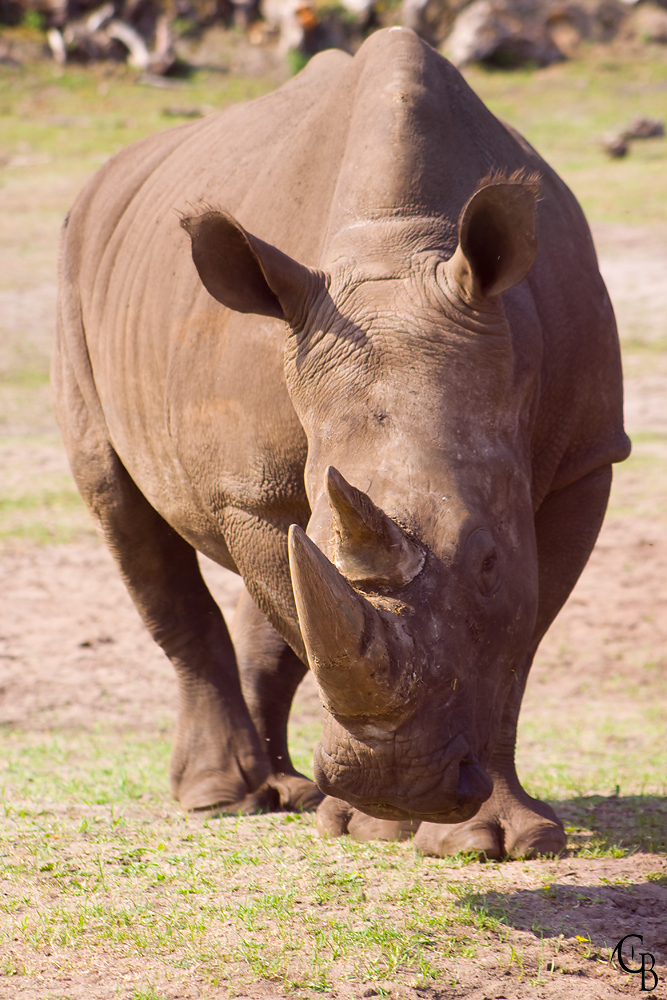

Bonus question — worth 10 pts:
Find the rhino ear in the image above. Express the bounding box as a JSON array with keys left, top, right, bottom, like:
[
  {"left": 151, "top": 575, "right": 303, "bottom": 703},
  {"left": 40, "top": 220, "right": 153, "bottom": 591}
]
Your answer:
[
  {"left": 445, "top": 178, "right": 539, "bottom": 305},
  {"left": 181, "top": 210, "right": 323, "bottom": 324}
]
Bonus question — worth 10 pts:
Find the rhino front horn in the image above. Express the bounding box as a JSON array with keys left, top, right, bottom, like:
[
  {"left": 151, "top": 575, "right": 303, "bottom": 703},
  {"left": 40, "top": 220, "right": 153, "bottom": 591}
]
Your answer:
[
  {"left": 288, "top": 524, "right": 398, "bottom": 717},
  {"left": 325, "top": 466, "right": 424, "bottom": 588}
]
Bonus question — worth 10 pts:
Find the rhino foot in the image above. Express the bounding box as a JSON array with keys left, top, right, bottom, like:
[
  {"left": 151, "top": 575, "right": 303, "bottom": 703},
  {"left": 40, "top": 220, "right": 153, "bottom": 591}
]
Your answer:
[
  {"left": 316, "top": 796, "right": 419, "bottom": 841},
  {"left": 316, "top": 787, "right": 565, "bottom": 859},
  {"left": 194, "top": 773, "right": 323, "bottom": 817},
  {"left": 413, "top": 788, "right": 566, "bottom": 861},
  {"left": 172, "top": 764, "right": 267, "bottom": 813},
  {"left": 269, "top": 772, "right": 324, "bottom": 812}
]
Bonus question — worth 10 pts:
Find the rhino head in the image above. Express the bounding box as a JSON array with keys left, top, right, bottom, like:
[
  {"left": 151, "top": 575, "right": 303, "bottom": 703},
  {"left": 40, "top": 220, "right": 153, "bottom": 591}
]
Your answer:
[{"left": 182, "top": 174, "right": 541, "bottom": 824}]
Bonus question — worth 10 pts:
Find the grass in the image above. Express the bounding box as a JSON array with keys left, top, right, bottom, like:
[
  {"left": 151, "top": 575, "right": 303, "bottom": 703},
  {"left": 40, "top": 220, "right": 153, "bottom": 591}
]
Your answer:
[
  {"left": 0, "top": 484, "right": 92, "bottom": 547},
  {"left": 517, "top": 662, "right": 667, "bottom": 803},
  {"left": 1, "top": 714, "right": 665, "bottom": 996},
  {"left": 0, "top": 57, "right": 278, "bottom": 178},
  {"left": 0, "top": 732, "right": 489, "bottom": 995},
  {"left": 0, "top": 58, "right": 279, "bottom": 294},
  {"left": 0, "top": 434, "right": 95, "bottom": 548},
  {"left": 606, "top": 438, "right": 667, "bottom": 519}
]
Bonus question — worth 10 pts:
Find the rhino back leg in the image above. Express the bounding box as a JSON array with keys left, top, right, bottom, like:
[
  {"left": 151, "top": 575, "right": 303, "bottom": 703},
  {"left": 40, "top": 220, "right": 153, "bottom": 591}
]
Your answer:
[
  {"left": 231, "top": 587, "right": 323, "bottom": 812},
  {"left": 52, "top": 340, "right": 271, "bottom": 812}
]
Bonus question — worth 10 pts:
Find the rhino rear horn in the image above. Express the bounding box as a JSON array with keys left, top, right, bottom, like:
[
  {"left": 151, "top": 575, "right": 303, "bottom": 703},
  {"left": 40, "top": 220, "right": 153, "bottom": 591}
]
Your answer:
[
  {"left": 288, "top": 524, "right": 399, "bottom": 717},
  {"left": 325, "top": 466, "right": 424, "bottom": 588}
]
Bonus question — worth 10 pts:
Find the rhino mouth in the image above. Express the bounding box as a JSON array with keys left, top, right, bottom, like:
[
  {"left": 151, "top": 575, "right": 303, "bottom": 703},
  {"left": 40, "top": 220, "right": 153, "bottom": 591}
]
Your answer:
[{"left": 313, "top": 741, "right": 493, "bottom": 824}]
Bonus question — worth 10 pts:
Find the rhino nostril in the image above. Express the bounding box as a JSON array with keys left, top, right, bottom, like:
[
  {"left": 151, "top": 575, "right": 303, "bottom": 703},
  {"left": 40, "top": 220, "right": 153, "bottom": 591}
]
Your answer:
[{"left": 456, "top": 758, "right": 493, "bottom": 804}]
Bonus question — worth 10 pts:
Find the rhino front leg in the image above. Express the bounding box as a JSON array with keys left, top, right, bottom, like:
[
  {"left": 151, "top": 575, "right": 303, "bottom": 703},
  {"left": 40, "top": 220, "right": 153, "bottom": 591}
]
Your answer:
[
  {"left": 86, "top": 464, "right": 271, "bottom": 812},
  {"left": 415, "top": 464, "right": 613, "bottom": 860},
  {"left": 412, "top": 671, "right": 566, "bottom": 860},
  {"left": 232, "top": 587, "right": 323, "bottom": 812},
  {"left": 54, "top": 378, "right": 269, "bottom": 811},
  {"left": 103, "top": 493, "right": 272, "bottom": 809}
]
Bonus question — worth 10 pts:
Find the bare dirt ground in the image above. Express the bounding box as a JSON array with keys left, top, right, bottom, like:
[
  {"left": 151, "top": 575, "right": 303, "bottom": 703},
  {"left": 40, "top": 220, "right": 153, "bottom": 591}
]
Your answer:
[{"left": 0, "top": 189, "right": 666, "bottom": 997}]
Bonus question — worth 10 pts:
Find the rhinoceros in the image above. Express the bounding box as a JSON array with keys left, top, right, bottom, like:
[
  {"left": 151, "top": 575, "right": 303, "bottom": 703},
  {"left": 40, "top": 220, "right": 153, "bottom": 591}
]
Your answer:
[{"left": 53, "top": 27, "right": 630, "bottom": 859}]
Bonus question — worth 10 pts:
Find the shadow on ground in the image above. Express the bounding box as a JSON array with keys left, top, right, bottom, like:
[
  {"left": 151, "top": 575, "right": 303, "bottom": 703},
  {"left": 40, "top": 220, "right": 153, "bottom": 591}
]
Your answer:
[
  {"left": 554, "top": 794, "right": 667, "bottom": 854},
  {"left": 462, "top": 875, "right": 666, "bottom": 972},
  {"left": 444, "top": 796, "right": 667, "bottom": 987}
]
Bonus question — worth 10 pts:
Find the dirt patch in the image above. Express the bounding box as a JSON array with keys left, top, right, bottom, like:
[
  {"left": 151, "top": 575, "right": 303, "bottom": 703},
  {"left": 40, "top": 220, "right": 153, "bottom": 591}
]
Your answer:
[{"left": 593, "top": 223, "right": 667, "bottom": 351}]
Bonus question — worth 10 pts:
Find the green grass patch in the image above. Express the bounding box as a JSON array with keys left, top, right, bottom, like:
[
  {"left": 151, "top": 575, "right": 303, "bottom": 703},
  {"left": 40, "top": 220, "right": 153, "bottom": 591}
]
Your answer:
[
  {"left": 0, "top": 486, "right": 82, "bottom": 512},
  {"left": 287, "top": 717, "right": 321, "bottom": 780},
  {"left": 1, "top": 697, "right": 665, "bottom": 994},
  {"left": 0, "top": 482, "right": 94, "bottom": 548},
  {"left": 0, "top": 434, "right": 98, "bottom": 547},
  {"left": 0, "top": 370, "right": 50, "bottom": 389},
  {"left": 1, "top": 728, "right": 169, "bottom": 809},
  {"left": 0, "top": 60, "right": 277, "bottom": 178},
  {"left": 1, "top": 726, "right": 491, "bottom": 994},
  {"left": 518, "top": 676, "right": 667, "bottom": 805}
]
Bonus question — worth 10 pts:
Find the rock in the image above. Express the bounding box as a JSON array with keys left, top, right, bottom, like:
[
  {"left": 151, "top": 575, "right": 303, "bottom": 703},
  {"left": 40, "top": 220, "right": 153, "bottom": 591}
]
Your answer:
[
  {"left": 260, "top": 0, "right": 348, "bottom": 57},
  {"left": 402, "top": 0, "right": 468, "bottom": 45},
  {"left": 625, "top": 0, "right": 667, "bottom": 37},
  {"left": 546, "top": 3, "right": 592, "bottom": 56},
  {"left": 62, "top": 20, "right": 128, "bottom": 61},
  {"left": 47, "top": 25, "right": 66, "bottom": 62},
  {"left": 260, "top": 0, "right": 311, "bottom": 54},
  {"left": 443, "top": 0, "right": 632, "bottom": 66},
  {"left": 594, "top": 0, "right": 628, "bottom": 40},
  {"left": 106, "top": 19, "right": 152, "bottom": 68},
  {"left": 86, "top": 2, "right": 114, "bottom": 32},
  {"left": 444, "top": 0, "right": 564, "bottom": 66},
  {"left": 623, "top": 115, "right": 665, "bottom": 139},
  {"left": 601, "top": 132, "right": 629, "bottom": 157},
  {"left": 337, "top": 0, "right": 374, "bottom": 18}
]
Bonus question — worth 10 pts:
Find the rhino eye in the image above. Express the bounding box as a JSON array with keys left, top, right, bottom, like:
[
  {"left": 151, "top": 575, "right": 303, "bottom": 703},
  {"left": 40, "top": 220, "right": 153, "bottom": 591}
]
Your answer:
[
  {"left": 467, "top": 529, "right": 499, "bottom": 596},
  {"left": 478, "top": 548, "right": 499, "bottom": 595},
  {"left": 481, "top": 552, "right": 496, "bottom": 574}
]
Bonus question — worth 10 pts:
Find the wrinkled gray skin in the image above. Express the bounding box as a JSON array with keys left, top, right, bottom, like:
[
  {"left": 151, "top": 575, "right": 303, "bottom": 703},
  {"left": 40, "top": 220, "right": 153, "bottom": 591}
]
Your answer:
[{"left": 53, "top": 28, "right": 630, "bottom": 858}]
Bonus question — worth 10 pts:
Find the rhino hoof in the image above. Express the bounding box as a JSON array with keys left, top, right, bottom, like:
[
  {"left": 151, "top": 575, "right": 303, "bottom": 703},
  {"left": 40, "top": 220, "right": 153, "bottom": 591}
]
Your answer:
[
  {"left": 316, "top": 796, "right": 419, "bottom": 841},
  {"left": 193, "top": 783, "right": 280, "bottom": 817},
  {"left": 316, "top": 796, "right": 354, "bottom": 837},
  {"left": 269, "top": 773, "right": 324, "bottom": 812},
  {"left": 505, "top": 820, "right": 567, "bottom": 860},
  {"left": 414, "top": 818, "right": 503, "bottom": 860},
  {"left": 414, "top": 813, "right": 566, "bottom": 861},
  {"left": 195, "top": 774, "right": 323, "bottom": 817}
]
